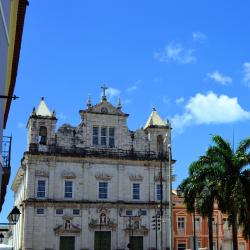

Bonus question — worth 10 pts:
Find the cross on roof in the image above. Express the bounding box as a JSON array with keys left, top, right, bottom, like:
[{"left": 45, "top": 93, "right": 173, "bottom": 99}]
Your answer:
[{"left": 101, "top": 84, "right": 108, "bottom": 100}]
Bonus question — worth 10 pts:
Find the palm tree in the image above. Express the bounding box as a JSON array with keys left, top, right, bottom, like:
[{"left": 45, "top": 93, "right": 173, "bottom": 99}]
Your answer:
[
  {"left": 179, "top": 160, "right": 224, "bottom": 250},
  {"left": 204, "top": 135, "right": 250, "bottom": 250}
]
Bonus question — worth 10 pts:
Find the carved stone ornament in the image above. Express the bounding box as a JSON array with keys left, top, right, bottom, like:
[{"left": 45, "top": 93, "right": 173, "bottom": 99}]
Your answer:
[
  {"left": 95, "top": 172, "right": 112, "bottom": 181},
  {"left": 88, "top": 218, "right": 117, "bottom": 231},
  {"left": 61, "top": 171, "right": 76, "bottom": 179},
  {"left": 35, "top": 170, "right": 49, "bottom": 177},
  {"left": 129, "top": 173, "right": 143, "bottom": 181},
  {"left": 54, "top": 217, "right": 81, "bottom": 235},
  {"left": 124, "top": 224, "right": 149, "bottom": 236},
  {"left": 154, "top": 173, "right": 166, "bottom": 182}
]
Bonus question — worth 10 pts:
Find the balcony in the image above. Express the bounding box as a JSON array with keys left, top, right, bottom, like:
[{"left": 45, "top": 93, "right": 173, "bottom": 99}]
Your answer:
[
  {"left": 1, "top": 136, "right": 12, "bottom": 211},
  {"left": 28, "top": 143, "right": 170, "bottom": 161}
]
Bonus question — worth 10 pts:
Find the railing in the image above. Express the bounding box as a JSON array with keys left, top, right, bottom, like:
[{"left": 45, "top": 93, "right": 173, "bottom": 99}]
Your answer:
[
  {"left": 2, "top": 136, "right": 12, "bottom": 169},
  {"left": 28, "top": 143, "right": 169, "bottom": 161}
]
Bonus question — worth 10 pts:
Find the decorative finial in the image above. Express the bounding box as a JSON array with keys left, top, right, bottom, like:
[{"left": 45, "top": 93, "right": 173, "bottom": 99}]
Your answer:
[
  {"left": 52, "top": 110, "right": 56, "bottom": 117},
  {"left": 101, "top": 84, "right": 108, "bottom": 101},
  {"left": 32, "top": 107, "right": 36, "bottom": 115},
  {"left": 87, "top": 95, "right": 92, "bottom": 108},
  {"left": 117, "top": 97, "right": 122, "bottom": 110},
  {"left": 41, "top": 96, "right": 44, "bottom": 101},
  {"left": 152, "top": 106, "right": 156, "bottom": 111}
]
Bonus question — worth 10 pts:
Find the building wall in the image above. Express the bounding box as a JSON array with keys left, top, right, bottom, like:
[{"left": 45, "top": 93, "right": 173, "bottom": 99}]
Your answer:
[
  {"left": 12, "top": 97, "right": 172, "bottom": 250},
  {"left": 173, "top": 194, "right": 250, "bottom": 250}
]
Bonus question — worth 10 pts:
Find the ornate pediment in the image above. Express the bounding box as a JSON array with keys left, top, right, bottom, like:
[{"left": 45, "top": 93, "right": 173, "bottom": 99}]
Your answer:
[
  {"left": 80, "top": 100, "right": 129, "bottom": 117},
  {"left": 95, "top": 172, "right": 112, "bottom": 181},
  {"left": 54, "top": 218, "right": 81, "bottom": 235},
  {"left": 129, "top": 173, "right": 144, "bottom": 181},
  {"left": 35, "top": 170, "right": 49, "bottom": 177},
  {"left": 61, "top": 171, "right": 76, "bottom": 179}
]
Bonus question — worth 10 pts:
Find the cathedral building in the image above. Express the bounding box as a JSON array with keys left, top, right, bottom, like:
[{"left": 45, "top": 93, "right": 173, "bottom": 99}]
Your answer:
[{"left": 11, "top": 87, "right": 174, "bottom": 250}]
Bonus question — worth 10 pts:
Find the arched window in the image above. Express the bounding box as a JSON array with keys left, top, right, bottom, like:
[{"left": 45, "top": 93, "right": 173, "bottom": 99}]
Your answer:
[
  {"left": 39, "top": 126, "right": 47, "bottom": 145},
  {"left": 157, "top": 135, "right": 163, "bottom": 154}
]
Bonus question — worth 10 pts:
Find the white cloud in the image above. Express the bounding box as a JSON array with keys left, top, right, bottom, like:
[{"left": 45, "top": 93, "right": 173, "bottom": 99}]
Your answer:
[
  {"left": 18, "top": 122, "right": 25, "bottom": 128},
  {"left": 176, "top": 97, "right": 185, "bottom": 104},
  {"left": 126, "top": 80, "right": 141, "bottom": 93},
  {"left": 192, "top": 32, "right": 207, "bottom": 42},
  {"left": 243, "top": 62, "right": 250, "bottom": 86},
  {"left": 208, "top": 70, "right": 232, "bottom": 85},
  {"left": 106, "top": 87, "right": 121, "bottom": 100},
  {"left": 172, "top": 92, "right": 250, "bottom": 132},
  {"left": 154, "top": 43, "right": 196, "bottom": 64}
]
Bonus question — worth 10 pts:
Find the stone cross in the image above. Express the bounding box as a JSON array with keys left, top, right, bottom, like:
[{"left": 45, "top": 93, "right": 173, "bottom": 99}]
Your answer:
[{"left": 101, "top": 84, "right": 108, "bottom": 100}]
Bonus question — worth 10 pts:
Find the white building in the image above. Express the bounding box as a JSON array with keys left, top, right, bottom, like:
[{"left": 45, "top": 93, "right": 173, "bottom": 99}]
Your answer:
[{"left": 11, "top": 88, "right": 174, "bottom": 250}]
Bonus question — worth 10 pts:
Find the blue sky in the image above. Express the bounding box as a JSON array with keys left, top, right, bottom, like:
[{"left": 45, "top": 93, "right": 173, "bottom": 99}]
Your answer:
[{"left": 1, "top": 0, "right": 250, "bottom": 220}]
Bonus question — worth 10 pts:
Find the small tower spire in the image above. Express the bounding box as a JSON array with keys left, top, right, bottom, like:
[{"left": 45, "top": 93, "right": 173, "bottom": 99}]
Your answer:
[
  {"left": 101, "top": 84, "right": 108, "bottom": 101},
  {"left": 87, "top": 95, "right": 92, "bottom": 108},
  {"left": 117, "top": 97, "right": 122, "bottom": 110}
]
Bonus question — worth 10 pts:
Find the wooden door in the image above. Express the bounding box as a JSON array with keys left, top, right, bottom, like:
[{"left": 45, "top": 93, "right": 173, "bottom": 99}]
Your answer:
[
  {"left": 60, "top": 236, "right": 75, "bottom": 250},
  {"left": 94, "top": 231, "right": 111, "bottom": 250}
]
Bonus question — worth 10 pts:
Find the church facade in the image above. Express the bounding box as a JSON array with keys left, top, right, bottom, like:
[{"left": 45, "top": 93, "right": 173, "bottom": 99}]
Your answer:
[{"left": 12, "top": 88, "right": 173, "bottom": 250}]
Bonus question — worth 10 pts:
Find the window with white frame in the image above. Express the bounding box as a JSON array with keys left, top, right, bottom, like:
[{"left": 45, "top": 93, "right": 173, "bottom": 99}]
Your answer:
[
  {"left": 239, "top": 242, "right": 246, "bottom": 250},
  {"left": 195, "top": 217, "right": 201, "bottom": 232},
  {"left": 156, "top": 183, "right": 162, "bottom": 201},
  {"left": 36, "top": 208, "right": 45, "bottom": 215},
  {"left": 73, "top": 209, "right": 80, "bottom": 216},
  {"left": 109, "top": 127, "right": 115, "bottom": 147},
  {"left": 132, "top": 183, "right": 140, "bottom": 200},
  {"left": 177, "top": 217, "right": 185, "bottom": 231},
  {"left": 92, "top": 126, "right": 99, "bottom": 145},
  {"left": 213, "top": 241, "right": 217, "bottom": 250},
  {"left": 37, "top": 179, "right": 46, "bottom": 198},
  {"left": 55, "top": 208, "right": 64, "bottom": 215},
  {"left": 64, "top": 180, "right": 73, "bottom": 198},
  {"left": 101, "top": 127, "right": 107, "bottom": 145},
  {"left": 98, "top": 182, "right": 108, "bottom": 199},
  {"left": 126, "top": 210, "right": 133, "bottom": 216},
  {"left": 92, "top": 126, "right": 115, "bottom": 147}
]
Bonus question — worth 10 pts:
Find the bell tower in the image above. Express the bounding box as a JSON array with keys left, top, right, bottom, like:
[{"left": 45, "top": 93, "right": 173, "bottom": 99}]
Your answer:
[
  {"left": 27, "top": 97, "right": 57, "bottom": 151},
  {"left": 144, "top": 107, "right": 171, "bottom": 156}
]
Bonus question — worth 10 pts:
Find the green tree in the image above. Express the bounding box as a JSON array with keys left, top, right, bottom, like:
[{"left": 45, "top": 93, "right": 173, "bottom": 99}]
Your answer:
[
  {"left": 179, "top": 160, "right": 224, "bottom": 250},
  {"left": 204, "top": 135, "right": 250, "bottom": 250}
]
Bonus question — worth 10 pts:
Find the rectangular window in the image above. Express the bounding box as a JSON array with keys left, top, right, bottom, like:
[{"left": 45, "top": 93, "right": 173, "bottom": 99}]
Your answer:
[
  {"left": 156, "top": 183, "right": 162, "bottom": 201},
  {"left": 177, "top": 243, "right": 186, "bottom": 250},
  {"left": 56, "top": 209, "right": 64, "bottom": 215},
  {"left": 36, "top": 208, "right": 45, "bottom": 215},
  {"left": 73, "top": 209, "right": 80, "bottom": 216},
  {"left": 92, "top": 126, "right": 99, "bottom": 145},
  {"left": 109, "top": 127, "right": 115, "bottom": 147},
  {"left": 37, "top": 180, "right": 46, "bottom": 198},
  {"left": 195, "top": 217, "right": 201, "bottom": 231},
  {"left": 140, "top": 210, "right": 147, "bottom": 216},
  {"left": 132, "top": 183, "right": 140, "bottom": 200},
  {"left": 64, "top": 181, "right": 73, "bottom": 198},
  {"left": 177, "top": 217, "right": 185, "bottom": 230},
  {"left": 98, "top": 182, "right": 108, "bottom": 199},
  {"left": 126, "top": 210, "right": 133, "bottom": 216},
  {"left": 101, "top": 127, "right": 107, "bottom": 146}
]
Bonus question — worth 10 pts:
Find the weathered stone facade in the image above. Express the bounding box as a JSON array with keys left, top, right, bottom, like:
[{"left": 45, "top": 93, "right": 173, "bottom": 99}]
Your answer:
[{"left": 12, "top": 91, "right": 173, "bottom": 250}]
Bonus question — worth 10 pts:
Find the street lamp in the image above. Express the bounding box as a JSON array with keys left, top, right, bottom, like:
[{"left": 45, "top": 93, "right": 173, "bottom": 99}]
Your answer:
[
  {"left": 0, "top": 206, "right": 21, "bottom": 226},
  {"left": 167, "top": 143, "right": 173, "bottom": 250}
]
